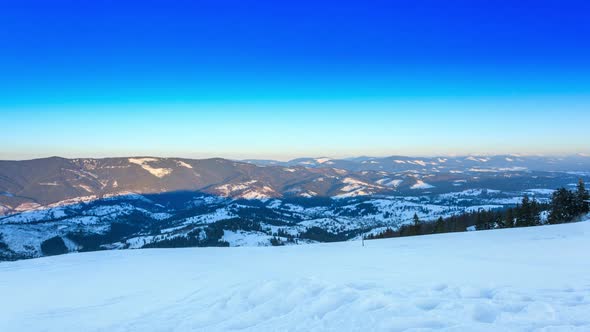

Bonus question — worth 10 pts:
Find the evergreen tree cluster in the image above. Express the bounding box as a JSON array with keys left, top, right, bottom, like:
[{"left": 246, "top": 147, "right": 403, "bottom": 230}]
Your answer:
[
  {"left": 270, "top": 236, "right": 285, "bottom": 246},
  {"left": 366, "top": 179, "right": 589, "bottom": 241},
  {"left": 548, "top": 179, "right": 590, "bottom": 224},
  {"left": 365, "top": 228, "right": 396, "bottom": 240},
  {"left": 510, "top": 195, "right": 543, "bottom": 228},
  {"left": 40, "top": 236, "right": 69, "bottom": 256}
]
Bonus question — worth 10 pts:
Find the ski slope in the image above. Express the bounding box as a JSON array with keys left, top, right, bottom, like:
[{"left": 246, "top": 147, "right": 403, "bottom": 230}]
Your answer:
[{"left": 1, "top": 221, "right": 589, "bottom": 332}]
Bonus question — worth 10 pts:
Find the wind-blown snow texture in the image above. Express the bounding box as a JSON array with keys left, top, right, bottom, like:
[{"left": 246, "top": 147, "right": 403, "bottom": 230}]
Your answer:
[{"left": 1, "top": 221, "right": 589, "bottom": 332}]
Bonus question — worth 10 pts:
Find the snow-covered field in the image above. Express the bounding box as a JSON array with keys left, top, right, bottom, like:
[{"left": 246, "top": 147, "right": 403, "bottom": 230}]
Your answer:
[{"left": 1, "top": 221, "right": 589, "bottom": 332}]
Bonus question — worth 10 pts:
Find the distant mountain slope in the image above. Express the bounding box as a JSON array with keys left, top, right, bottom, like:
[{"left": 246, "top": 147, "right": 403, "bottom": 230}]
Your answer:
[
  {"left": 0, "top": 157, "right": 337, "bottom": 211},
  {"left": 245, "top": 154, "right": 590, "bottom": 172},
  {"left": 1, "top": 155, "right": 589, "bottom": 216}
]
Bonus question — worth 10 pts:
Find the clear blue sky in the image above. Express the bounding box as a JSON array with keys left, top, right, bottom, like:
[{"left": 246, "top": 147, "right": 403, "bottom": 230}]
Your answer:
[{"left": 1, "top": 0, "right": 589, "bottom": 160}]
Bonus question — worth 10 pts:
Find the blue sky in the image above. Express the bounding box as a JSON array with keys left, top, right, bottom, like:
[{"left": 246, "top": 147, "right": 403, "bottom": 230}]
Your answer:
[{"left": 1, "top": 0, "right": 589, "bottom": 160}]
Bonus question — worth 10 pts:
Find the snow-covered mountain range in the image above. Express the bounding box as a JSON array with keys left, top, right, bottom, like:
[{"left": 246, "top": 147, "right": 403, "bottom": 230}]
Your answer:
[{"left": 1, "top": 155, "right": 589, "bottom": 260}]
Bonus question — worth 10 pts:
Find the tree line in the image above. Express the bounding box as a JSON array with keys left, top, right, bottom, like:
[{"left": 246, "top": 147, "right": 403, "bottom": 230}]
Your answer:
[{"left": 366, "top": 179, "right": 589, "bottom": 240}]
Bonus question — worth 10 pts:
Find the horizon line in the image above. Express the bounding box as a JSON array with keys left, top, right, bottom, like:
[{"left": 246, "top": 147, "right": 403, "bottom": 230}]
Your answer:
[{"left": 2, "top": 153, "right": 590, "bottom": 163}]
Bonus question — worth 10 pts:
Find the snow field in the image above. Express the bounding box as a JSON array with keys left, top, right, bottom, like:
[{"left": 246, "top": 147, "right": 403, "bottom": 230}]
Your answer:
[{"left": 0, "top": 221, "right": 589, "bottom": 331}]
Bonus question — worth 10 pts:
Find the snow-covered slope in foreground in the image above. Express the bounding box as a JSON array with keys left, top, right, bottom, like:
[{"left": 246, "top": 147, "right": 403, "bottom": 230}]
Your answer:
[{"left": 1, "top": 222, "right": 590, "bottom": 332}]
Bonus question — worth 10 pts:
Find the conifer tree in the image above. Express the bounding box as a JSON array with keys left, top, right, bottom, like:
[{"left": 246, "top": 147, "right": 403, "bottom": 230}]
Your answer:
[
  {"left": 495, "top": 211, "right": 504, "bottom": 228},
  {"left": 516, "top": 195, "right": 531, "bottom": 227},
  {"left": 549, "top": 188, "right": 576, "bottom": 224},
  {"left": 476, "top": 212, "right": 484, "bottom": 230},
  {"left": 413, "top": 213, "right": 421, "bottom": 235},
  {"left": 504, "top": 208, "right": 514, "bottom": 228},
  {"left": 434, "top": 216, "right": 445, "bottom": 233},
  {"left": 575, "top": 179, "right": 590, "bottom": 215},
  {"left": 530, "top": 198, "right": 541, "bottom": 226}
]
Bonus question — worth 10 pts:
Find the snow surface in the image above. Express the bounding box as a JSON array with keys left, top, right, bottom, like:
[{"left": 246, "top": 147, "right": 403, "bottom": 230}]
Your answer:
[
  {"left": 340, "top": 177, "right": 373, "bottom": 192},
  {"left": 239, "top": 186, "right": 276, "bottom": 200},
  {"left": 213, "top": 182, "right": 278, "bottom": 199},
  {"left": 215, "top": 180, "right": 258, "bottom": 196},
  {"left": 466, "top": 156, "right": 490, "bottom": 162},
  {"left": 128, "top": 158, "right": 173, "bottom": 178},
  {"left": 222, "top": 230, "right": 273, "bottom": 247},
  {"left": 39, "top": 181, "right": 60, "bottom": 186},
  {"left": 375, "top": 178, "right": 403, "bottom": 187},
  {"left": 181, "top": 208, "right": 237, "bottom": 225},
  {"left": 334, "top": 178, "right": 380, "bottom": 198},
  {"left": 315, "top": 157, "right": 331, "bottom": 164},
  {"left": 526, "top": 189, "right": 556, "bottom": 195},
  {"left": 175, "top": 160, "right": 193, "bottom": 169},
  {"left": 411, "top": 160, "right": 427, "bottom": 166},
  {"left": 411, "top": 179, "right": 435, "bottom": 189},
  {"left": 1, "top": 221, "right": 589, "bottom": 331}
]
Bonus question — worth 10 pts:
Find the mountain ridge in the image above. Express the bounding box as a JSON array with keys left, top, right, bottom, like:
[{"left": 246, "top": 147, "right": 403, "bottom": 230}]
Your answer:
[{"left": 2, "top": 154, "right": 590, "bottom": 216}]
